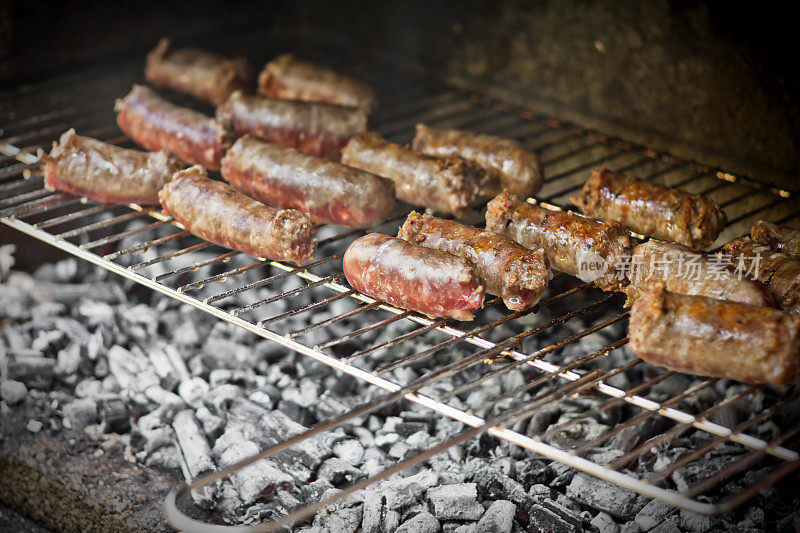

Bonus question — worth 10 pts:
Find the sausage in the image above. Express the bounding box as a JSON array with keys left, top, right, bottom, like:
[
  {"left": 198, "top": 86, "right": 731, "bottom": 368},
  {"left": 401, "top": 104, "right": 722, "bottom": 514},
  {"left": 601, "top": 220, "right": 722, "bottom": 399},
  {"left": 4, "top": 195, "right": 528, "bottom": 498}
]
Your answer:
[
  {"left": 115, "top": 84, "right": 232, "bottom": 170},
  {"left": 570, "top": 167, "right": 727, "bottom": 248},
  {"left": 158, "top": 166, "right": 316, "bottom": 264},
  {"left": 723, "top": 237, "right": 800, "bottom": 314},
  {"left": 624, "top": 239, "right": 774, "bottom": 307},
  {"left": 220, "top": 135, "right": 395, "bottom": 228},
  {"left": 258, "top": 53, "right": 376, "bottom": 110},
  {"left": 38, "top": 129, "right": 184, "bottom": 205},
  {"left": 751, "top": 220, "right": 800, "bottom": 261},
  {"left": 629, "top": 284, "right": 800, "bottom": 385},
  {"left": 145, "top": 38, "right": 253, "bottom": 106},
  {"left": 343, "top": 233, "right": 484, "bottom": 320},
  {"left": 340, "top": 132, "right": 482, "bottom": 218},
  {"left": 397, "top": 211, "right": 551, "bottom": 311},
  {"left": 412, "top": 123, "right": 543, "bottom": 198},
  {"left": 485, "top": 190, "right": 632, "bottom": 291},
  {"left": 216, "top": 91, "right": 367, "bottom": 159}
]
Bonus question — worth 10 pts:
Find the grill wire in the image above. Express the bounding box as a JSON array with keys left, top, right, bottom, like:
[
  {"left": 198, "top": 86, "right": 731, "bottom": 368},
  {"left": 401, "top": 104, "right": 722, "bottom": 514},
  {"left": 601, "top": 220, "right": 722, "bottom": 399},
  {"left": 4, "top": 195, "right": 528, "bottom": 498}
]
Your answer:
[{"left": 2, "top": 31, "right": 800, "bottom": 530}]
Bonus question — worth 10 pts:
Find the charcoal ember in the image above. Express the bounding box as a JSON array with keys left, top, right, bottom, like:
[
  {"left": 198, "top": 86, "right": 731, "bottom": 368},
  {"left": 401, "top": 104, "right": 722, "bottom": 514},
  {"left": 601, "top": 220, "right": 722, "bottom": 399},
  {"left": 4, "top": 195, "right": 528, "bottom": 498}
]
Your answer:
[
  {"left": 516, "top": 459, "right": 552, "bottom": 486},
  {"left": 466, "top": 461, "right": 526, "bottom": 502},
  {"left": 634, "top": 500, "right": 673, "bottom": 532},
  {"left": 144, "top": 385, "right": 185, "bottom": 411},
  {"left": 351, "top": 426, "right": 375, "bottom": 448},
  {"left": 395, "top": 511, "right": 440, "bottom": 533},
  {"left": 54, "top": 344, "right": 82, "bottom": 383},
  {"left": 608, "top": 427, "right": 641, "bottom": 455},
  {"left": 30, "top": 301, "right": 67, "bottom": 322},
  {"left": 362, "top": 492, "right": 401, "bottom": 533},
  {"left": 426, "top": 483, "right": 484, "bottom": 521},
  {"left": 525, "top": 502, "right": 582, "bottom": 533},
  {"left": 203, "top": 337, "right": 254, "bottom": 368},
  {"left": 74, "top": 378, "right": 104, "bottom": 399},
  {"left": 209, "top": 368, "right": 266, "bottom": 389},
  {"left": 312, "top": 488, "right": 363, "bottom": 533},
  {"left": 549, "top": 461, "right": 577, "bottom": 488},
  {"left": 195, "top": 406, "right": 225, "bottom": 440},
  {"left": 389, "top": 441, "right": 412, "bottom": 460},
  {"left": 528, "top": 484, "right": 553, "bottom": 501},
  {"left": 451, "top": 524, "right": 475, "bottom": 533},
  {"left": 317, "top": 457, "right": 364, "bottom": 485},
  {"left": 395, "top": 421, "right": 432, "bottom": 438},
  {"left": 0, "top": 379, "right": 27, "bottom": 405},
  {"left": 212, "top": 427, "right": 294, "bottom": 507},
  {"left": 299, "top": 479, "right": 336, "bottom": 503},
  {"left": 6, "top": 354, "right": 55, "bottom": 389},
  {"left": 407, "top": 431, "right": 435, "bottom": 451},
  {"left": 648, "top": 517, "right": 680, "bottom": 533},
  {"left": 178, "top": 376, "right": 211, "bottom": 407},
  {"left": 314, "top": 389, "right": 358, "bottom": 419},
  {"left": 591, "top": 511, "right": 620, "bottom": 533},
  {"left": 672, "top": 455, "right": 738, "bottom": 493},
  {"left": 333, "top": 438, "right": 365, "bottom": 465},
  {"left": 620, "top": 521, "right": 641, "bottom": 533},
  {"left": 77, "top": 300, "right": 116, "bottom": 325},
  {"left": 203, "top": 384, "right": 244, "bottom": 413},
  {"left": 362, "top": 448, "right": 392, "bottom": 478},
  {"left": 172, "top": 410, "right": 218, "bottom": 508},
  {"left": 98, "top": 397, "right": 130, "bottom": 433},
  {"left": 548, "top": 414, "right": 609, "bottom": 449},
  {"left": 737, "top": 506, "right": 765, "bottom": 530},
  {"left": 147, "top": 345, "right": 182, "bottom": 390},
  {"left": 585, "top": 447, "right": 626, "bottom": 466},
  {"left": 145, "top": 445, "right": 183, "bottom": 470},
  {"left": 526, "top": 405, "right": 561, "bottom": 435},
  {"left": 474, "top": 500, "right": 515, "bottom": 533},
  {"left": 566, "top": 474, "right": 643, "bottom": 519},
  {"left": 678, "top": 509, "right": 716, "bottom": 532},
  {"left": 106, "top": 345, "right": 159, "bottom": 393},
  {"left": 62, "top": 397, "right": 98, "bottom": 430}
]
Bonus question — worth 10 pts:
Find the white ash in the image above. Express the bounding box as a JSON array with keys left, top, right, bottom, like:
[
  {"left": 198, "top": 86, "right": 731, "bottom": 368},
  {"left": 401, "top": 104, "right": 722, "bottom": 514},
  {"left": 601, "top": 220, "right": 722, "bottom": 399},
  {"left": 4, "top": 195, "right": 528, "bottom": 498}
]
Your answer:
[{"left": 1, "top": 252, "right": 798, "bottom": 532}]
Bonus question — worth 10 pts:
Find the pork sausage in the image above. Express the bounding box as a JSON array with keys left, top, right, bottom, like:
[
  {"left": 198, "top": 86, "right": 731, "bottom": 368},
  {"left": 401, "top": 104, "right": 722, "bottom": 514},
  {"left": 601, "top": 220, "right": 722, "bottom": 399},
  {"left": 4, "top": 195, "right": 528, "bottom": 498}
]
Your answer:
[
  {"left": 485, "top": 190, "right": 633, "bottom": 291},
  {"left": 412, "top": 123, "right": 542, "bottom": 198},
  {"left": 220, "top": 135, "right": 395, "bottom": 228},
  {"left": 397, "top": 211, "right": 551, "bottom": 311},
  {"left": 38, "top": 129, "right": 184, "bottom": 205},
  {"left": 341, "top": 132, "right": 482, "bottom": 218},
  {"left": 343, "top": 233, "right": 484, "bottom": 320},
  {"left": 571, "top": 167, "right": 727, "bottom": 248},
  {"left": 115, "top": 84, "right": 232, "bottom": 170},
  {"left": 751, "top": 220, "right": 800, "bottom": 261},
  {"left": 158, "top": 166, "right": 316, "bottom": 264},
  {"left": 629, "top": 284, "right": 800, "bottom": 385}
]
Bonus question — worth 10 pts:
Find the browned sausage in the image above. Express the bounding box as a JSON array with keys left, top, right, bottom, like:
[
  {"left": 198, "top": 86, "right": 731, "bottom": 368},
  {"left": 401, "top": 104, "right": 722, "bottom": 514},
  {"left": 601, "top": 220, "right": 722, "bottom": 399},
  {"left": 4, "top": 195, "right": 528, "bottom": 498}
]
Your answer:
[
  {"left": 145, "top": 38, "right": 253, "bottom": 106},
  {"left": 158, "top": 166, "right": 316, "bottom": 264},
  {"left": 38, "top": 129, "right": 184, "bottom": 205},
  {"left": 624, "top": 240, "right": 773, "bottom": 307},
  {"left": 220, "top": 135, "right": 395, "bottom": 228},
  {"left": 216, "top": 91, "right": 367, "bottom": 159},
  {"left": 343, "top": 233, "right": 484, "bottom": 320},
  {"left": 571, "top": 167, "right": 727, "bottom": 248},
  {"left": 258, "top": 53, "right": 376, "bottom": 110},
  {"left": 412, "top": 123, "right": 543, "bottom": 199},
  {"left": 485, "top": 190, "right": 632, "bottom": 291},
  {"left": 341, "top": 132, "right": 482, "bottom": 218},
  {"left": 724, "top": 237, "right": 800, "bottom": 314},
  {"left": 751, "top": 220, "right": 800, "bottom": 261},
  {"left": 397, "top": 211, "right": 551, "bottom": 311},
  {"left": 629, "top": 284, "right": 800, "bottom": 385},
  {"left": 115, "top": 84, "right": 232, "bottom": 170}
]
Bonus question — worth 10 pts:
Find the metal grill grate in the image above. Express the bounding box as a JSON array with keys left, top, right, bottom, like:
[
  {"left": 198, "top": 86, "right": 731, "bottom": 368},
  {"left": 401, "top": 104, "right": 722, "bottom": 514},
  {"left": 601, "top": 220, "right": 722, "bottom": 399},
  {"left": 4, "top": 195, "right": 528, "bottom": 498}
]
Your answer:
[{"left": 3, "top": 32, "right": 800, "bottom": 530}]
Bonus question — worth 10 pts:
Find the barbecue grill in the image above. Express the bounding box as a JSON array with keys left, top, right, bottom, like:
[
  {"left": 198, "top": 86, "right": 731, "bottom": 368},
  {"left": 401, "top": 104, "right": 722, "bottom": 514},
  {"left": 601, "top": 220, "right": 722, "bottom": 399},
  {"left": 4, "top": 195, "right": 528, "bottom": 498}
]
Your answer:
[{"left": 2, "top": 12, "right": 800, "bottom": 533}]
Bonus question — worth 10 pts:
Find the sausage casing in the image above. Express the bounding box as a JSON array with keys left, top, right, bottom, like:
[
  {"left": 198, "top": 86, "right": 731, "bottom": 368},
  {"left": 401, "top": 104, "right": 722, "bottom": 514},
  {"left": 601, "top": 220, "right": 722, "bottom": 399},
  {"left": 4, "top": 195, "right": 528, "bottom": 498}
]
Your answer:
[
  {"left": 343, "top": 233, "right": 484, "bottom": 320},
  {"left": 571, "top": 168, "right": 727, "bottom": 248},
  {"left": 145, "top": 38, "right": 253, "bottom": 106},
  {"left": 158, "top": 166, "right": 316, "bottom": 264},
  {"left": 624, "top": 240, "right": 773, "bottom": 307},
  {"left": 115, "top": 84, "right": 232, "bottom": 170},
  {"left": 485, "top": 190, "right": 632, "bottom": 291},
  {"left": 258, "top": 53, "right": 376, "bottom": 110},
  {"left": 38, "top": 129, "right": 184, "bottom": 205},
  {"left": 216, "top": 91, "right": 367, "bottom": 159},
  {"left": 220, "top": 135, "right": 395, "bottom": 228},
  {"left": 629, "top": 284, "right": 800, "bottom": 385},
  {"left": 341, "top": 132, "right": 482, "bottom": 218},
  {"left": 412, "top": 123, "right": 543, "bottom": 198},
  {"left": 397, "top": 212, "right": 551, "bottom": 311},
  {"left": 724, "top": 237, "right": 800, "bottom": 314},
  {"left": 751, "top": 220, "right": 800, "bottom": 261}
]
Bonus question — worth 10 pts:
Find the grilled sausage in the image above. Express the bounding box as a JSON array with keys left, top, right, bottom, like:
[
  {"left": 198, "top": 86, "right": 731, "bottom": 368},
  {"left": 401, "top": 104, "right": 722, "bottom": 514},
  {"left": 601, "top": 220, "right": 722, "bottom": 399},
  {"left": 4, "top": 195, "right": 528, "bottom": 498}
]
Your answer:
[
  {"left": 145, "top": 38, "right": 253, "bottom": 106},
  {"left": 751, "top": 220, "right": 800, "bottom": 261},
  {"left": 216, "top": 91, "right": 367, "bottom": 159},
  {"left": 571, "top": 168, "right": 727, "bottom": 248},
  {"left": 397, "top": 212, "right": 551, "bottom": 311},
  {"left": 724, "top": 237, "right": 800, "bottom": 314},
  {"left": 343, "top": 233, "right": 484, "bottom": 320},
  {"left": 624, "top": 240, "right": 773, "bottom": 307},
  {"left": 38, "top": 129, "right": 184, "bottom": 205},
  {"left": 485, "top": 190, "right": 632, "bottom": 291},
  {"left": 412, "top": 123, "right": 543, "bottom": 198},
  {"left": 158, "top": 166, "right": 316, "bottom": 264},
  {"left": 115, "top": 84, "right": 232, "bottom": 170},
  {"left": 629, "top": 284, "right": 800, "bottom": 386},
  {"left": 258, "top": 53, "right": 376, "bottom": 110},
  {"left": 341, "top": 132, "right": 482, "bottom": 218},
  {"left": 220, "top": 135, "right": 395, "bottom": 228}
]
